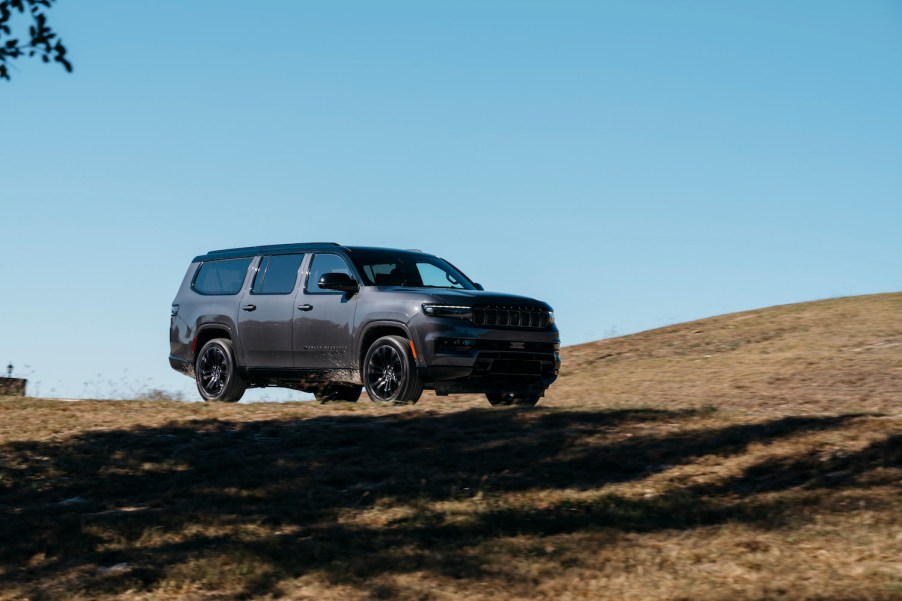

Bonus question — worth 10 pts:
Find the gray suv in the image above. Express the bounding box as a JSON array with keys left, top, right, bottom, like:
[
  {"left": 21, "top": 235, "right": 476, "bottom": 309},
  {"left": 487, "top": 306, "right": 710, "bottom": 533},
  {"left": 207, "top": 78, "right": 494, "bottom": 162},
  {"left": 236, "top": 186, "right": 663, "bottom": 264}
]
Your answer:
[{"left": 169, "top": 243, "right": 560, "bottom": 406}]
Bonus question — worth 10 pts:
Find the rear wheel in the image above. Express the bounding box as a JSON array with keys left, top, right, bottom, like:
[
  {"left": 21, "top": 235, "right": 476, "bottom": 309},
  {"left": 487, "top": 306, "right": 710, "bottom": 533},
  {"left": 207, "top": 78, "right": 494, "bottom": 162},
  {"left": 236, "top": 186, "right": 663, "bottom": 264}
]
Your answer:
[
  {"left": 363, "top": 335, "right": 423, "bottom": 404},
  {"left": 485, "top": 392, "right": 541, "bottom": 407},
  {"left": 314, "top": 384, "right": 363, "bottom": 403},
  {"left": 195, "top": 339, "right": 247, "bottom": 403}
]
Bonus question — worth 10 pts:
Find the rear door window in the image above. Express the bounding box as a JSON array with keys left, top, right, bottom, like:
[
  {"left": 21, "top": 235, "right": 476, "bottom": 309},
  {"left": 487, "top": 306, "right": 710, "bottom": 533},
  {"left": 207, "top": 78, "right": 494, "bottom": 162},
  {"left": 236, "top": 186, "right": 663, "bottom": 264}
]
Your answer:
[
  {"left": 193, "top": 258, "right": 253, "bottom": 295},
  {"left": 251, "top": 254, "right": 305, "bottom": 295}
]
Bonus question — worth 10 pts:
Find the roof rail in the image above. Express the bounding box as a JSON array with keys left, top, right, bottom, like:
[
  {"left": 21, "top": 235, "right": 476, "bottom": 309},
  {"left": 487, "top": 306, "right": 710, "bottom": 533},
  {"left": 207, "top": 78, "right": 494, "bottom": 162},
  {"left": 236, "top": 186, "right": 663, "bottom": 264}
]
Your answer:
[
  {"left": 194, "top": 242, "right": 342, "bottom": 262},
  {"left": 205, "top": 242, "right": 340, "bottom": 255}
]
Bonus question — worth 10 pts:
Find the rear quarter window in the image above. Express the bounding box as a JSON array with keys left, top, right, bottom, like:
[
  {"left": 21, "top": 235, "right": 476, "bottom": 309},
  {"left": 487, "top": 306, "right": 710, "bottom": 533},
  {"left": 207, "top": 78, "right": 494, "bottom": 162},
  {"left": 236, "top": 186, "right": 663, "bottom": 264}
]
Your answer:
[{"left": 192, "top": 258, "right": 253, "bottom": 295}]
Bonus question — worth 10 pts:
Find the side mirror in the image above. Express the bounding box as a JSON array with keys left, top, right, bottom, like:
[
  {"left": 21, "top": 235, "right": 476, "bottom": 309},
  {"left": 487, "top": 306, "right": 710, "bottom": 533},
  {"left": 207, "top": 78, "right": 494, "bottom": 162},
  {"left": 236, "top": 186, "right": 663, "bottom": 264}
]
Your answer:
[
  {"left": 319, "top": 272, "right": 359, "bottom": 294},
  {"left": 474, "top": 283, "right": 484, "bottom": 291}
]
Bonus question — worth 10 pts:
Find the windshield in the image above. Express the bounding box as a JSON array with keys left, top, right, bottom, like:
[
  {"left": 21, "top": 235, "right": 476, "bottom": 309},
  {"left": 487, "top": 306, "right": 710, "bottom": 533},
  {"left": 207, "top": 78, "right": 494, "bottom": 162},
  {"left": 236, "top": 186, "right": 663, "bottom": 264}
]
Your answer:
[{"left": 348, "top": 249, "right": 477, "bottom": 290}]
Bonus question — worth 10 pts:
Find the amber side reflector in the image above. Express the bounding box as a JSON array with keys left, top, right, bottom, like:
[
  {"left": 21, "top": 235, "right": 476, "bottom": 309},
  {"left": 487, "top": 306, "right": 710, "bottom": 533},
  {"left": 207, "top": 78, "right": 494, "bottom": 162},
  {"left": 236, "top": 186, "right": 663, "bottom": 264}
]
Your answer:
[{"left": 409, "top": 339, "right": 418, "bottom": 360}]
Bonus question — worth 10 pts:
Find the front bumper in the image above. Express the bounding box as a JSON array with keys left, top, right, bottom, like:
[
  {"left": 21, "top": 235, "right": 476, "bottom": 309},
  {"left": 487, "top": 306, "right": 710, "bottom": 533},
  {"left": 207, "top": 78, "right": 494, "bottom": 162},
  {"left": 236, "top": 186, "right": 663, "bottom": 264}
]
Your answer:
[
  {"left": 421, "top": 352, "right": 560, "bottom": 395},
  {"left": 425, "top": 368, "right": 559, "bottom": 395},
  {"left": 410, "top": 320, "right": 561, "bottom": 396}
]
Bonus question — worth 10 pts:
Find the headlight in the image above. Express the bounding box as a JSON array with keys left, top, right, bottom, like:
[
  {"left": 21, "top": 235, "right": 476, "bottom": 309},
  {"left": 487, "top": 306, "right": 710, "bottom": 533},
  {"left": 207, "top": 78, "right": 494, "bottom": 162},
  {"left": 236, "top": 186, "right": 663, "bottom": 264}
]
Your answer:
[
  {"left": 422, "top": 304, "right": 473, "bottom": 319},
  {"left": 548, "top": 311, "right": 555, "bottom": 325}
]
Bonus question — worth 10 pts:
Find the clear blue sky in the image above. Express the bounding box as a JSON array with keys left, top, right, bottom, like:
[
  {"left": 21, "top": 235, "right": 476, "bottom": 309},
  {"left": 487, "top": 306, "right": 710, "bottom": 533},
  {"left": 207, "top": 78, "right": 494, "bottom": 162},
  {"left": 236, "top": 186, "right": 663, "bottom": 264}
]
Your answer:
[{"left": 1, "top": 1, "right": 900, "bottom": 400}]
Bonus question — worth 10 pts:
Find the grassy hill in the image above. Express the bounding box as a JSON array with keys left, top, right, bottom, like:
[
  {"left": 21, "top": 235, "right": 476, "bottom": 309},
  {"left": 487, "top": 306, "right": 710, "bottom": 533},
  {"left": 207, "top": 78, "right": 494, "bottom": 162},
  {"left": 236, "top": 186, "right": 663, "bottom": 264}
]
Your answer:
[
  {"left": 0, "top": 294, "right": 899, "bottom": 600},
  {"left": 552, "top": 292, "right": 902, "bottom": 415}
]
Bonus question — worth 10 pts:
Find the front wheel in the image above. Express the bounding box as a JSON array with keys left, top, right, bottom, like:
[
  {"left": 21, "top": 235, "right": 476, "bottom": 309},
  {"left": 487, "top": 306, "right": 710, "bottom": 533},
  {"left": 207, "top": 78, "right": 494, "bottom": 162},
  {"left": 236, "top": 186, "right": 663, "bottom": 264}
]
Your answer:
[
  {"left": 363, "top": 335, "right": 424, "bottom": 404},
  {"left": 485, "top": 392, "right": 541, "bottom": 407},
  {"left": 195, "top": 339, "right": 247, "bottom": 403}
]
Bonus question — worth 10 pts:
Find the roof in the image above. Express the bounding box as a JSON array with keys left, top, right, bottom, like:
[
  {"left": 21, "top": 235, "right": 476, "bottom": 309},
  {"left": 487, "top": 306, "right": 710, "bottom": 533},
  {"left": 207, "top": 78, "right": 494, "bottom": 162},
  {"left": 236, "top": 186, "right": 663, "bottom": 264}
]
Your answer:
[
  {"left": 192, "top": 244, "right": 429, "bottom": 262},
  {"left": 193, "top": 242, "right": 344, "bottom": 262}
]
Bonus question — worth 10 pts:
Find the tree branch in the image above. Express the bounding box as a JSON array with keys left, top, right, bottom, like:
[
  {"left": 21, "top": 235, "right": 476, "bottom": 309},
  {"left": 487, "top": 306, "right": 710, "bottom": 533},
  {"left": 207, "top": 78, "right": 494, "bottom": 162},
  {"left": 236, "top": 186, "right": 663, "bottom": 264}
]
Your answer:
[{"left": 0, "top": 0, "right": 72, "bottom": 81}]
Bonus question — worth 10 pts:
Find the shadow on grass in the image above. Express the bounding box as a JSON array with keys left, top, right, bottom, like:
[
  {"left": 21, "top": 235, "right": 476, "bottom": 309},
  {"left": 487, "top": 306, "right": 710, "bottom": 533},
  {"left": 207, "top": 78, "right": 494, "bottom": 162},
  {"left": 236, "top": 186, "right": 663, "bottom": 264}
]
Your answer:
[{"left": 0, "top": 406, "right": 892, "bottom": 599}]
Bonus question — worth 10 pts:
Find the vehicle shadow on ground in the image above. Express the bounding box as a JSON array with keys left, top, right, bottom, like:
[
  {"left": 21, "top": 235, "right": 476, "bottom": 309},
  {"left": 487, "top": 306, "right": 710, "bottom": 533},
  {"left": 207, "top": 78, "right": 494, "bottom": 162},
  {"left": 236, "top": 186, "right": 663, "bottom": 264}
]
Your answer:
[{"left": 0, "top": 406, "right": 893, "bottom": 599}]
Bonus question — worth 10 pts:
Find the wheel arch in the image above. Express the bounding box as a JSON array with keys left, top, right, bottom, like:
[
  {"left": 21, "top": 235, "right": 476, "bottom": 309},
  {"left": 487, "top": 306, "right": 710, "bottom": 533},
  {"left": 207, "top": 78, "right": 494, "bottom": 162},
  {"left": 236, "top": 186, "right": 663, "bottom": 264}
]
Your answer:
[
  {"left": 357, "top": 321, "right": 413, "bottom": 374},
  {"left": 193, "top": 324, "right": 236, "bottom": 363}
]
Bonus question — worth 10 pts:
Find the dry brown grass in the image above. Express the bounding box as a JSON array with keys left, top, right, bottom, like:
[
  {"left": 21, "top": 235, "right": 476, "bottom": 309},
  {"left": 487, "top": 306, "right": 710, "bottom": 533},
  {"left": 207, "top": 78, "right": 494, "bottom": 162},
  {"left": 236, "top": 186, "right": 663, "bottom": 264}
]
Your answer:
[
  {"left": 0, "top": 293, "right": 900, "bottom": 600},
  {"left": 551, "top": 291, "right": 902, "bottom": 415}
]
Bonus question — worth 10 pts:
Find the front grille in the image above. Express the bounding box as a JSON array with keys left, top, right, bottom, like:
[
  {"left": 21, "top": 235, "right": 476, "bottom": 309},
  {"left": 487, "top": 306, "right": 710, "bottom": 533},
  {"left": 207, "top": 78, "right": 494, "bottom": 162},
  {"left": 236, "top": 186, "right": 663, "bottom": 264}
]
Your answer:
[
  {"left": 478, "top": 351, "right": 556, "bottom": 361},
  {"left": 472, "top": 305, "right": 551, "bottom": 329},
  {"left": 437, "top": 338, "right": 556, "bottom": 353},
  {"left": 490, "top": 359, "right": 541, "bottom": 375},
  {"left": 473, "top": 351, "right": 557, "bottom": 378}
]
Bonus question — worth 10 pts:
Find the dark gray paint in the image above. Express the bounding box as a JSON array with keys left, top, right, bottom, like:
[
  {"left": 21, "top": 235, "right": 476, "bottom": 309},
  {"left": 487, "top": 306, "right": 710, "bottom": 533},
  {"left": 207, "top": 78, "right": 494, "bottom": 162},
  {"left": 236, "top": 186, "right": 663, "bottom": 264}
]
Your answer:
[
  {"left": 237, "top": 256, "right": 299, "bottom": 368},
  {"left": 293, "top": 253, "right": 359, "bottom": 369},
  {"left": 170, "top": 244, "right": 560, "bottom": 396}
]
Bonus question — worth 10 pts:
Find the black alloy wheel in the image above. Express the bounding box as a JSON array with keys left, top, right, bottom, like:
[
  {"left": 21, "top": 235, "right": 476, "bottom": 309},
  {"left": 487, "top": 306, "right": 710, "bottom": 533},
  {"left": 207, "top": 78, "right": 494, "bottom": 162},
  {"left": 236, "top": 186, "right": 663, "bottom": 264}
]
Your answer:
[
  {"left": 485, "top": 391, "right": 541, "bottom": 407},
  {"left": 195, "top": 339, "right": 247, "bottom": 402},
  {"left": 363, "top": 335, "right": 424, "bottom": 404}
]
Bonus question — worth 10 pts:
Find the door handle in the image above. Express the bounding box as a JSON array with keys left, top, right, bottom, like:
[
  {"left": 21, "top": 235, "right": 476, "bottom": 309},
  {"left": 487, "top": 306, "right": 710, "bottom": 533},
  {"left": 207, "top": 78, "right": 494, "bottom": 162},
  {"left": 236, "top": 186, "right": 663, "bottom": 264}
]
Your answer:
[
  {"left": 298, "top": 304, "right": 313, "bottom": 311},
  {"left": 242, "top": 304, "right": 256, "bottom": 312}
]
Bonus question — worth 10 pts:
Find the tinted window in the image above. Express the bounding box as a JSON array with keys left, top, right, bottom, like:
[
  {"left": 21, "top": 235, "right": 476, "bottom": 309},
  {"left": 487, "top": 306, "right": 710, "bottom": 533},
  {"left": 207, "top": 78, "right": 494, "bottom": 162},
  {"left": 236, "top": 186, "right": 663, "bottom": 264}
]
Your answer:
[
  {"left": 306, "top": 254, "right": 353, "bottom": 293},
  {"left": 193, "top": 258, "right": 252, "bottom": 295},
  {"left": 362, "top": 263, "right": 396, "bottom": 283},
  {"left": 251, "top": 256, "right": 271, "bottom": 293},
  {"left": 253, "top": 254, "right": 304, "bottom": 295},
  {"left": 417, "top": 262, "right": 466, "bottom": 288},
  {"left": 348, "top": 249, "right": 476, "bottom": 289}
]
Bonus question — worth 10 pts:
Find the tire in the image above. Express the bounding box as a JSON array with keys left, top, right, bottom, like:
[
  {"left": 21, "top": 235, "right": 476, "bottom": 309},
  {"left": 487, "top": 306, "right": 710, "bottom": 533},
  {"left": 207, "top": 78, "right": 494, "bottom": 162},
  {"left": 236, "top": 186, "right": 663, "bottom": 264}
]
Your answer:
[
  {"left": 195, "top": 339, "right": 247, "bottom": 402},
  {"left": 314, "top": 384, "right": 363, "bottom": 403},
  {"left": 485, "top": 392, "right": 541, "bottom": 407},
  {"left": 363, "top": 335, "right": 424, "bottom": 404}
]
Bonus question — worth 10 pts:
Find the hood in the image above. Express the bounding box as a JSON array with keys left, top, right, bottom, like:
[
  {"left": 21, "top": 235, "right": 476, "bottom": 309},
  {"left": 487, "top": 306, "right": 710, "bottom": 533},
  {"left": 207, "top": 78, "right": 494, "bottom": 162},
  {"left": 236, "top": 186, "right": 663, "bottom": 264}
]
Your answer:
[{"left": 378, "top": 287, "right": 553, "bottom": 311}]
